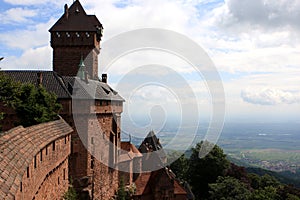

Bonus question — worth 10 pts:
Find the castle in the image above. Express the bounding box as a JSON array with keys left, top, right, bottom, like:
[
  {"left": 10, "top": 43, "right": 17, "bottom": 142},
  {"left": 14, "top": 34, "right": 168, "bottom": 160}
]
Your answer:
[{"left": 0, "top": 1, "right": 190, "bottom": 199}]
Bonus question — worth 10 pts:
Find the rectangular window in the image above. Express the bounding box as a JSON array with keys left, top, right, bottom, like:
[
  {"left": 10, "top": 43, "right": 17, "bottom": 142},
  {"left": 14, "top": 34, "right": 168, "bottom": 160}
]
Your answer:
[
  {"left": 40, "top": 151, "right": 43, "bottom": 162},
  {"left": 27, "top": 167, "right": 30, "bottom": 178},
  {"left": 63, "top": 169, "right": 66, "bottom": 180},
  {"left": 20, "top": 182, "right": 22, "bottom": 192},
  {"left": 91, "top": 157, "right": 94, "bottom": 169},
  {"left": 34, "top": 156, "right": 37, "bottom": 168},
  {"left": 52, "top": 141, "right": 55, "bottom": 151},
  {"left": 46, "top": 146, "right": 48, "bottom": 155},
  {"left": 65, "top": 136, "right": 67, "bottom": 144},
  {"left": 58, "top": 177, "right": 60, "bottom": 185}
]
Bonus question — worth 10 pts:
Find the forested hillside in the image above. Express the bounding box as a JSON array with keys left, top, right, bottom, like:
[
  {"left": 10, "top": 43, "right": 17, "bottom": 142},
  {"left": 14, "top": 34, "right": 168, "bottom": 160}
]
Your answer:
[{"left": 169, "top": 141, "right": 300, "bottom": 200}]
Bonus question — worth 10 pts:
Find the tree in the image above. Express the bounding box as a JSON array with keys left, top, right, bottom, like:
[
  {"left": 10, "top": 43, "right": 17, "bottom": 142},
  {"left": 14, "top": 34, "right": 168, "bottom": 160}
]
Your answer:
[
  {"left": 226, "top": 163, "right": 250, "bottom": 186},
  {"left": 259, "top": 174, "right": 280, "bottom": 189},
  {"left": 63, "top": 185, "right": 78, "bottom": 200},
  {"left": 208, "top": 176, "right": 251, "bottom": 200},
  {"left": 168, "top": 151, "right": 189, "bottom": 181},
  {"left": 286, "top": 194, "right": 300, "bottom": 200},
  {"left": 0, "top": 112, "right": 4, "bottom": 131},
  {"left": 0, "top": 72, "right": 20, "bottom": 103},
  {"left": 0, "top": 72, "right": 61, "bottom": 127},
  {"left": 248, "top": 173, "right": 261, "bottom": 190},
  {"left": 15, "top": 83, "right": 61, "bottom": 127},
  {"left": 187, "top": 141, "right": 230, "bottom": 199},
  {"left": 250, "top": 186, "right": 280, "bottom": 200},
  {"left": 277, "top": 185, "right": 300, "bottom": 199},
  {"left": 116, "top": 177, "right": 127, "bottom": 200}
]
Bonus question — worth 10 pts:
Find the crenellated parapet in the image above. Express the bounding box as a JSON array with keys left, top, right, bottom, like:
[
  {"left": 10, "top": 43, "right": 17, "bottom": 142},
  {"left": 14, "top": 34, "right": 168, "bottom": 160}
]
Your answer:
[{"left": 50, "top": 31, "right": 100, "bottom": 50}]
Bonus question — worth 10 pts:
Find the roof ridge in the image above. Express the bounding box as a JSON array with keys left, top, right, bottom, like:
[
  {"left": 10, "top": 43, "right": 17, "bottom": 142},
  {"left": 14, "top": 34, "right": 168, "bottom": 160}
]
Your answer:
[{"left": 53, "top": 72, "right": 72, "bottom": 98}]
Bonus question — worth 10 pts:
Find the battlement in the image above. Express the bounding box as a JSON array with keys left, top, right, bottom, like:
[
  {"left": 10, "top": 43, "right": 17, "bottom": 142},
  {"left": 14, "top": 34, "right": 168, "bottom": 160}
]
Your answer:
[{"left": 50, "top": 31, "right": 100, "bottom": 49}]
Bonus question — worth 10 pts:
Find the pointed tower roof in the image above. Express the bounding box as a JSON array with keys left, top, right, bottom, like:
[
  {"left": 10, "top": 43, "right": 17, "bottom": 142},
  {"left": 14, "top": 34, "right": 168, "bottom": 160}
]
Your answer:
[
  {"left": 139, "top": 130, "right": 163, "bottom": 152},
  {"left": 49, "top": 0, "right": 102, "bottom": 32},
  {"left": 77, "top": 56, "right": 86, "bottom": 79}
]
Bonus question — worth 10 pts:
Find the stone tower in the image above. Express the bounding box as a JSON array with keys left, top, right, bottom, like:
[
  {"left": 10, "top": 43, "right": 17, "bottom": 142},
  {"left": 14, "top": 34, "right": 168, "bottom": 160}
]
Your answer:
[
  {"left": 49, "top": 0, "right": 103, "bottom": 80},
  {"left": 49, "top": 1, "right": 124, "bottom": 198}
]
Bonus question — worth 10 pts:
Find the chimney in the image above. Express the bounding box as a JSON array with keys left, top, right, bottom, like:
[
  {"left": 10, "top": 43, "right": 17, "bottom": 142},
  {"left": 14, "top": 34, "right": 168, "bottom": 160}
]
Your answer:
[
  {"left": 37, "top": 72, "right": 43, "bottom": 86},
  {"left": 102, "top": 74, "right": 107, "bottom": 83},
  {"left": 64, "top": 4, "right": 69, "bottom": 19}
]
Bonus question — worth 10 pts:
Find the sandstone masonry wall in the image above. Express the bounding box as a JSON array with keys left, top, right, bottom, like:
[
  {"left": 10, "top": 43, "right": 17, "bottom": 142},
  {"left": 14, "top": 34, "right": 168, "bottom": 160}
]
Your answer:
[{"left": 0, "top": 118, "right": 72, "bottom": 200}]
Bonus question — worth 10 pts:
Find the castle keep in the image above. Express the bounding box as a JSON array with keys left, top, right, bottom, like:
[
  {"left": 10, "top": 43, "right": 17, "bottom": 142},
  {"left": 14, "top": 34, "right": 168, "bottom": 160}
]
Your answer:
[
  {"left": 0, "top": 1, "right": 190, "bottom": 199},
  {"left": 2, "top": 1, "right": 124, "bottom": 198}
]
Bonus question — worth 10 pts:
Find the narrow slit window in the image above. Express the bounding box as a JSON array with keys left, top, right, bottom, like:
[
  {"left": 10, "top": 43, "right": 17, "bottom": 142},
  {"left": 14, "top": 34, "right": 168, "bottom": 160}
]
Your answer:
[
  {"left": 27, "top": 167, "right": 30, "bottom": 178},
  {"left": 34, "top": 156, "right": 37, "bottom": 168}
]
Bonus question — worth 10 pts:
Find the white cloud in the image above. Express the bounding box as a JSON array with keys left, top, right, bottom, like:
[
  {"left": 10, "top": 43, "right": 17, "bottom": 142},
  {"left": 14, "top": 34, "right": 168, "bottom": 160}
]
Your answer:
[
  {"left": 213, "top": 0, "right": 300, "bottom": 31},
  {"left": 86, "top": 0, "right": 197, "bottom": 38},
  {"left": 0, "top": 18, "right": 56, "bottom": 50},
  {"left": 0, "top": 46, "right": 52, "bottom": 70},
  {"left": 199, "top": 0, "right": 300, "bottom": 75},
  {"left": 211, "top": 45, "right": 300, "bottom": 73},
  {"left": 0, "top": 7, "right": 37, "bottom": 24},
  {"left": 241, "top": 88, "right": 300, "bottom": 105}
]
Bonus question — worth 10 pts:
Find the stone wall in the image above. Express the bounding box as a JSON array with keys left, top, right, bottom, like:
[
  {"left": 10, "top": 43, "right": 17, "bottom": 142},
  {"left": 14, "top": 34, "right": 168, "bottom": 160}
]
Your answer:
[
  {"left": 61, "top": 100, "right": 123, "bottom": 199},
  {"left": 0, "top": 118, "right": 72, "bottom": 200},
  {"left": 26, "top": 160, "right": 69, "bottom": 200},
  {"left": 51, "top": 32, "right": 100, "bottom": 80}
]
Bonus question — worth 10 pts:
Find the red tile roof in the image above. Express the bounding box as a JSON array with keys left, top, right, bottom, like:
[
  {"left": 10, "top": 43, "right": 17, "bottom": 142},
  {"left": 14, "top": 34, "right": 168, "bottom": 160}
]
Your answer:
[
  {"left": 134, "top": 168, "right": 187, "bottom": 197},
  {"left": 174, "top": 179, "right": 188, "bottom": 195},
  {"left": 0, "top": 118, "right": 72, "bottom": 200},
  {"left": 119, "top": 142, "right": 142, "bottom": 163},
  {"left": 134, "top": 172, "right": 152, "bottom": 196}
]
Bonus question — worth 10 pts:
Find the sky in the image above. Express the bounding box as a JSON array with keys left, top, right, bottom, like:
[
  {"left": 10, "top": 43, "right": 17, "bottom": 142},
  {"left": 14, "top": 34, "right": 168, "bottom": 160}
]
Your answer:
[{"left": 0, "top": 0, "right": 300, "bottom": 127}]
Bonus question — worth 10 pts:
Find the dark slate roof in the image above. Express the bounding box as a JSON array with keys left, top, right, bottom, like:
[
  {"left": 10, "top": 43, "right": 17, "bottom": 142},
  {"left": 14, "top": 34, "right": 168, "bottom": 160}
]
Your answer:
[
  {"left": 2, "top": 71, "right": 124, "bottom": 101},
  {"left": 62, "top": 76, "right": 124, "bottom": 101},
  {"left": 3, "top": 71, "right": 71, "bottom": 98},
  {"left": 49, "top": 0, "right": 102, "bottom": 32},
  {"left": 138, "top": 131, "right": 167, "bottom": 171},
  {"left": 139, "top": 131, "right": 163, "bottom": 152}
]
